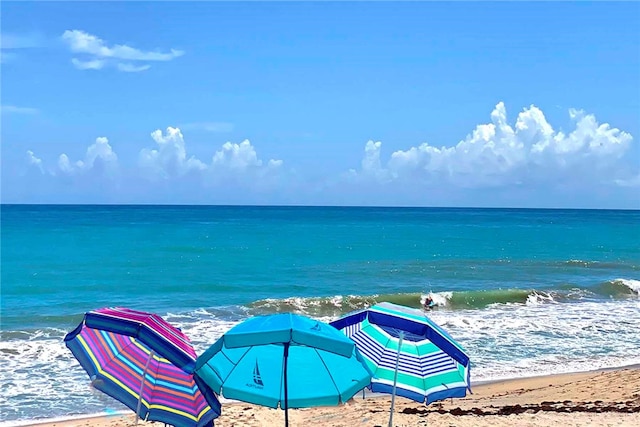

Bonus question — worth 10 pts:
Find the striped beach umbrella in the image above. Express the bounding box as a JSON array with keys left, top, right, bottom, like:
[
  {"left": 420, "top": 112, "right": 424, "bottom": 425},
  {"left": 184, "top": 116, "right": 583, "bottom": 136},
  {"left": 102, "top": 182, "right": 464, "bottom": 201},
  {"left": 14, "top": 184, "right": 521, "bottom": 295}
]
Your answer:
[
  {"left": 330, "top": 302, "right": 471, "bottom": 426},
  {"left": 64, "top": 307, "right": 221, "bottom": 427}
]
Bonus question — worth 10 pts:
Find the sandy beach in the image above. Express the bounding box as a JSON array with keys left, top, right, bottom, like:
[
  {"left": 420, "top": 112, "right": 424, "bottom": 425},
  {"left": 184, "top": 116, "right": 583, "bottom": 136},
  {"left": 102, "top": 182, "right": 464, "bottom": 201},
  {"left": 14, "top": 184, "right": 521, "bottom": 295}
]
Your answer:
[{"left": 20, "top": 366, "right": 640, "bottom": 427}]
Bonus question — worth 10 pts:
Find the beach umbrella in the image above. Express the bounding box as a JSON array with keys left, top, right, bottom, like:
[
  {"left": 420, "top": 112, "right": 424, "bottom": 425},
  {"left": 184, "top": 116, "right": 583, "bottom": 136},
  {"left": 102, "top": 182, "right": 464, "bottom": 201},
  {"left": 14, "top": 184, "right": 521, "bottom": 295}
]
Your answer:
[
  {"left": 330, "top": 302, "right": 471, "bottom": 427},
  {"left": 193, "top": 313, "right": 372, "bottom": 427},
  {"left": 64, "top": 307, "right": 221, "bottom": 427}
]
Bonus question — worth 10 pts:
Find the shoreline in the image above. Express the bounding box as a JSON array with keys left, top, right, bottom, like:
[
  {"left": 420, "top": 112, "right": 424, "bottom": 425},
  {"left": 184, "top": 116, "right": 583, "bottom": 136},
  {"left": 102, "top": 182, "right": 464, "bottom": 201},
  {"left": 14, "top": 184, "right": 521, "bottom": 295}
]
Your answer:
[
  {"left": 8, "top": 364, "right": 640, "bottom": 427},
  {"left": 469, "top": 362, "right": 640, "bottom": 387}
]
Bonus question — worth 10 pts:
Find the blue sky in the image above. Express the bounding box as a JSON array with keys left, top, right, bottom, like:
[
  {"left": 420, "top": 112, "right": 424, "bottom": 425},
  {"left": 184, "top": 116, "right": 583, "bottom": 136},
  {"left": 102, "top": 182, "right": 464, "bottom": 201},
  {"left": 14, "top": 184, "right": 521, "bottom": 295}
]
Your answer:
[{"left": 2, "top": 2, "right": 639, "bottom": 208}]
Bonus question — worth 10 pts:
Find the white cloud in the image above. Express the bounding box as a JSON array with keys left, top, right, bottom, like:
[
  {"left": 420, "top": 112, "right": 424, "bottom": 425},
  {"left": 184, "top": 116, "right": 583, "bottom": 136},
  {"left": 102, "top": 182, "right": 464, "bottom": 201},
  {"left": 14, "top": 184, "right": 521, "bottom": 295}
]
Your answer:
[
  {"left": 16, "top": 103, "right": 633, "bottom": 206},
  {"left": 362, "top": 141, "right": 382, "bottom": 174},
  {"left": 28, "top": 136, "right": 119, "bottom": 177},
  {"left": 212, "top": 140, "right": 264, "bottom": 170},
  {"left": 25, "top": 128, "right": 282, "bottom": 188},
  {"left": 26, "top": 150, "right": 44, "bottom": 173},
  {"left": 61, "top": 30, "right": 184, "bottom": 72},
  {"left": 57, "top": 136, "right": 118, "bottom": 175},
  {"left": 139, "top": 127, "right": 206, "bottom": 179},
  {"left": 117, "top": 63, "right": 151, "bottom": 73},
  {"left": 1, "top": 105, "right": 39, "bottom": 114},
  {"left": 62, "top": 30, "right": 183, "bottom": 61},
  {"left": 268, "top": 159, "right": 283, "bottom": 168},
  {"left": 209, "top": 140, "right": 285, "bottom": 191},
  {"left": 350, "top": 102, "right": 634, "bottom": 188},
  {"left": 57, "top": 153, "right": 76, "bottom": 174},
  {"left": 71, "top": 58, "right": 106, "bottom": 70},
  {"left": 138, "top": 127, "right": 283, "bottom": 186},
  {"left": 84, "top": 137, "right": 118, "bottom": 169},
  {"left": 349, "top": 140, "right": 392, "bottom": 183}
]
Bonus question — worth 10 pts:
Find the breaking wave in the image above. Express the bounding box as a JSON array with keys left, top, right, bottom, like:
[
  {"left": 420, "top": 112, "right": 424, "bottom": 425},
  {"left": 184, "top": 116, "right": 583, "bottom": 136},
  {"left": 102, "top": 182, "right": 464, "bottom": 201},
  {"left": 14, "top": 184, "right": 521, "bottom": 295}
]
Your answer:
[{"left": 247, "top": 278, "right": 639, "bottom": 317}]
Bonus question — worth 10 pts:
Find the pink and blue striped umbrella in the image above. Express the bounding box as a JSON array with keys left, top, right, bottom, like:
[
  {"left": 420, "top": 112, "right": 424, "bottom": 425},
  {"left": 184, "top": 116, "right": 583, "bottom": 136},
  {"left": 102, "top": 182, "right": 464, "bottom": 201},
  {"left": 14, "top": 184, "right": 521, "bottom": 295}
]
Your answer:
[{"left": 65, "top": 307, "right": 220, "bottom": 427}]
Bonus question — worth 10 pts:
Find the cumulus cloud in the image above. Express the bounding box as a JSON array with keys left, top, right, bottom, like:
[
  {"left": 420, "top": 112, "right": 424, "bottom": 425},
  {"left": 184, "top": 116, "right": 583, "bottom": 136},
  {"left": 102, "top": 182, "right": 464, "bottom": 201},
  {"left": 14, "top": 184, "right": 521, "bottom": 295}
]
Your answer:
[
  {"left": 26, "top": 150, "right": 44, "bottom": 173},
  {"left": 57, "top": 136, "right": 118, "bottom": 175},
  {"left": 212, "top": 140, "right": 264, "bottom": 170},
  {"left": 57, "top": 153, "right": 75, "bottom": 174},
  {"left": 349, "top": 102, "right": 634, "bottom": 188},
  {"left": 268, "top": 159, "right": 284, "bottom": 168},
  {"left": 15, "top": 104, "right": 635, "bottom": 206},
  {"left": 27, "top": 136, "right": 118, "bottom": 177},
  {"left": 138, "top": 127, "right": 284, "bottom": 186},
  {"left": 216, "top": 144, "right": 286, "bottom": 194},
  {"left": 85, "top": 137, "right": 118, "bottom": 168},
  {"left": 362, "top": 141, "right": 382, "bottom": 174},
  {"left": 61, "top": 30, "right": 184, "bottom": 72},
  {"left": 208, "top": 140, "right": 286, "bottom": 191},
  {"left": 139, "top": 127, "right": 206, "bottom": 179}
]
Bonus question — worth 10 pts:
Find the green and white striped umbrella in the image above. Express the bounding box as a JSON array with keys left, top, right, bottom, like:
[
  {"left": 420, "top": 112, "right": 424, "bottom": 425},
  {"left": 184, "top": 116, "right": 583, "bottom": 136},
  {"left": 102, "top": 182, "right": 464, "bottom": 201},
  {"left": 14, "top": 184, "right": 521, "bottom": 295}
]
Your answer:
[{"left": 330, "top": 302, "right": 471, "bottom": 408}]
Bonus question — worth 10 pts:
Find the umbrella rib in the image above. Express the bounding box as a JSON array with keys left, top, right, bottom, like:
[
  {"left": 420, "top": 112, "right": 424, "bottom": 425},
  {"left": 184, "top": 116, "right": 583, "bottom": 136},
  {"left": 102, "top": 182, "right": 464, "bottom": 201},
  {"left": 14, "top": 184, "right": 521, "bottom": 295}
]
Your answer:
[
  {"left": 143, "top": 351, "right": 161, "bottom": 421},
  {"left": 149, "top": 354, "right": 164, "bottom": 420},
  {"left": 218, "top": 346, "right": 253, "bottom": 398},
  {"left": 414, "top": 336, "right": 429, "bottom": 403},
  {"left": 378, "top": 327, "right": 394, "bottom": 375},
  {"left": 312, "top": 348, "right": 343, "bottom": 403}
]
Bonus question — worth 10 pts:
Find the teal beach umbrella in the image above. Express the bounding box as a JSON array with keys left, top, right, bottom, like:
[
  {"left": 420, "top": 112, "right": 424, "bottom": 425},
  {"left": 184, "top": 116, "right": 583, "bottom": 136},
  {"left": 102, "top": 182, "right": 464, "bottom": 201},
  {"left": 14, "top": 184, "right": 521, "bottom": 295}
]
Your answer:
[
  {"left": 193, "top": 313, "right": 372, "bottom": 426},
  {"left": 331, "top": 302, "right": 471, "bottom": 427}
]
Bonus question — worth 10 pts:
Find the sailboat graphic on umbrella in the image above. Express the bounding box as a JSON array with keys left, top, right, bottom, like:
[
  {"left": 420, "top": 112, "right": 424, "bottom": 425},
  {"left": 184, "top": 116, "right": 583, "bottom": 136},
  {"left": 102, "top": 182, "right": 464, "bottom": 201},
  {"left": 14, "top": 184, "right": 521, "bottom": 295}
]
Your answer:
[{"left": 253, "top": 360, "right": 264, "bottom": 386}]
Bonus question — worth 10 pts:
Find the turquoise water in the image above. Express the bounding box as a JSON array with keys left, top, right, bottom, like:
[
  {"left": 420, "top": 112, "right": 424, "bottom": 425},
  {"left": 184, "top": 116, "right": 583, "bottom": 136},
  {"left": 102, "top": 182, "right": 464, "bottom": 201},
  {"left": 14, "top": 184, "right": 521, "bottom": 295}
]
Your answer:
[{"left": 1, "top": 205, "right": 639, "bottom": 423}]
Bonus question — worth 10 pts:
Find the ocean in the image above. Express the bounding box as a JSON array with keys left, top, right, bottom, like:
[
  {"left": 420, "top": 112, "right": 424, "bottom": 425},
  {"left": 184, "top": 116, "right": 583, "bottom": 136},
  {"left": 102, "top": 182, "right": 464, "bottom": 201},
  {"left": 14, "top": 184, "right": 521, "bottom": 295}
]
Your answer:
[{"left": 1, "top": 205, "right": 639, "bottom": 425}]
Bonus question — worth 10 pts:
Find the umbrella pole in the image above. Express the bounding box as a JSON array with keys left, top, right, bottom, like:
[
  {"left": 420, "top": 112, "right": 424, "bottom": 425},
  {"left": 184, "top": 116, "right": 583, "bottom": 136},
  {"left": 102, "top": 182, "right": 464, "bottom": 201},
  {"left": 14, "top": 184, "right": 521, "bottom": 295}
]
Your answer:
[
  {"left": 283, "top": 342, "right": 290, "bottom": 427},
  {"left": 135, "top": 350, "right": 154, "bottom": 426},
  {"left": 388, "top": 331, "right": 404, "bottom": 427}
]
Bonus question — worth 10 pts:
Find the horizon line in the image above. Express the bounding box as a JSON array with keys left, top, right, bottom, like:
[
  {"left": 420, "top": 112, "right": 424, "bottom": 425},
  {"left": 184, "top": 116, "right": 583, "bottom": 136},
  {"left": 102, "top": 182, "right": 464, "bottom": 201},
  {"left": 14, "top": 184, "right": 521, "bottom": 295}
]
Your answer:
[{"left": 1, "top": 203, "right": 638, "bottom": 212}]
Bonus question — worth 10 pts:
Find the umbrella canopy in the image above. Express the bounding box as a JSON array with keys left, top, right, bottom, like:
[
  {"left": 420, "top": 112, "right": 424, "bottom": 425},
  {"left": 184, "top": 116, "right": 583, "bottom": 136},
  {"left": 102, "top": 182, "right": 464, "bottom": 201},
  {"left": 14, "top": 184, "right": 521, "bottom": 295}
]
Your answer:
[
  {"left": 65, "top": 307, "right": 221, "bottom": 427},
  {"left": 194, "top": 313, "right": 372, "bottom": 426},
  {"left": 330, "top": 302, "right": 471, "bottom": 404}
]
